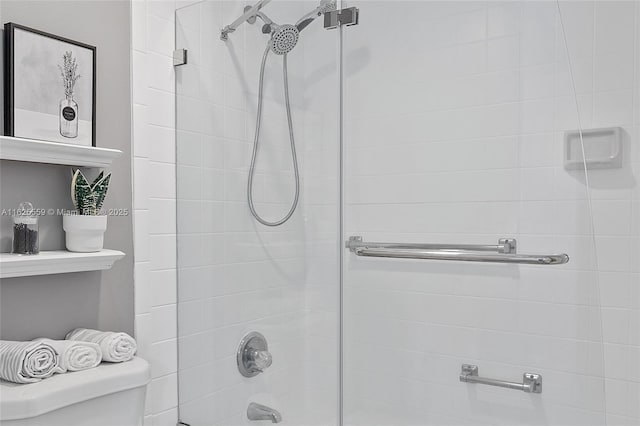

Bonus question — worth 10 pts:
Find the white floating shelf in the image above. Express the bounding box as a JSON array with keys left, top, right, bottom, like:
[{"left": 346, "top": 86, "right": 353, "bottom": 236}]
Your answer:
[
  {"left": 0, "top": 135, "right": 122, "bottom": 168},
  {"left": 0, "top": 250, "right": 125, "bottom": 279}
]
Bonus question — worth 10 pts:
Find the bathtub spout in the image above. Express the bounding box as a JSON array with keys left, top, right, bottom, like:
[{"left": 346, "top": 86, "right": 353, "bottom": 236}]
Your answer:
[{"left": 247, "top": 402, "right": 282, "bottom": 423}]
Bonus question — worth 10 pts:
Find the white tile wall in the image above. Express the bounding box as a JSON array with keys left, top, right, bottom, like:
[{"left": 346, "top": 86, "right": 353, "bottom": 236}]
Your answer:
[
  {"left": 131, "top": 1, "right": 179, "bottom": 424},
  {"left": 343, "top": 1, "right": 639, "bottom": 425},
  {"left": 132, "top": 0, "right": 638, "bottom": 425}
]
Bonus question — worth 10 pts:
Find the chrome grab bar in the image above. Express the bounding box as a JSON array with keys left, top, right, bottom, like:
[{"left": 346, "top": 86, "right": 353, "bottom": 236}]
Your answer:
[
  {"left": 345, "top": 236, "right": 569, "bottom": 265},
  {"left": 460, "top": 364, "right": 542, "bottom": 393}
]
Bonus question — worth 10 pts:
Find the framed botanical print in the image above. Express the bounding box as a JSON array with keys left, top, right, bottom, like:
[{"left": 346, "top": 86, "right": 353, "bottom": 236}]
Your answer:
[{"left": 4, "top": 23, "right": 96, "bottom": 146}]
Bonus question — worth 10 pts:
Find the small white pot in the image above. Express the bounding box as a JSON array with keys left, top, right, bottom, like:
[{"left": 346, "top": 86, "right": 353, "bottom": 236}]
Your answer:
[{"left": 63, "top": 214, "right": 108, "bottom": 252}]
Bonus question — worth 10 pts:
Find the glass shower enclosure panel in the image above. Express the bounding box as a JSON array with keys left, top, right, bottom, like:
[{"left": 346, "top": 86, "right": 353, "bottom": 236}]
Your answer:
[
  {"left": 175, "top": 1, "right": 639, "bottom": 425},
  {"left": 342, "top": 1, "right": 611, "bottom": 425},
  {"left": 175, "top": 2, "right": 340, "bottom": 425}
]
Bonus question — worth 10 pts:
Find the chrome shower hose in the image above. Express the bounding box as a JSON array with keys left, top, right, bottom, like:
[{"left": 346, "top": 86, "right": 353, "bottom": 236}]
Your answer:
[{"left": 247, "top": 45, "right": 300, "bottom": 227}]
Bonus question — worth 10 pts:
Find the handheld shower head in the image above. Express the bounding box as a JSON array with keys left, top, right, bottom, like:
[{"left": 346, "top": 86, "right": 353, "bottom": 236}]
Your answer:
[
  {"left": 269, "top": 24, "right": 300, "bottom": 55},
  {"left": 246, "top": 0, "right": 337, "bottom": 226},
  {"left": 257, "top": 0, "right": 336, "bottom": 51}
]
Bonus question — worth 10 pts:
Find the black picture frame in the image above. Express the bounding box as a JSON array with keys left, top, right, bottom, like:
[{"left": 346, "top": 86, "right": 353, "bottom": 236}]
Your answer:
[{"left": 3, "top": 22, "right": 97, "bottom": 147}]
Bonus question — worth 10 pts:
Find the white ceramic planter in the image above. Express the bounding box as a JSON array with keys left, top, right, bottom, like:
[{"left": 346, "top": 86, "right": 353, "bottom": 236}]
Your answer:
[{"left": 63, "top": 215, "right": 107, "bottom": 253}]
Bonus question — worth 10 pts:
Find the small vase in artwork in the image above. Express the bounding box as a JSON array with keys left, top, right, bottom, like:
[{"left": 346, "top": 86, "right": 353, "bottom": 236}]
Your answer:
[{"left": 59, "top": 95, "right": 79, "bottom": 138}]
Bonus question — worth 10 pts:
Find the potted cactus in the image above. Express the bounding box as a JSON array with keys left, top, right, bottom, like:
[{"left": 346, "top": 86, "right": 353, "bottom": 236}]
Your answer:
[{"left": 62, "top": 169, "right": 111, "bottom": 252}]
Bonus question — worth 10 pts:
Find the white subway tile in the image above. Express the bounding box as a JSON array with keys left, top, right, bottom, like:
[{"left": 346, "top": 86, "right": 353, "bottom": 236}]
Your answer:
[
  {"left": 223, "top": 74, "right": 246, "bottom": 112},
  {"left": 201, "top": 168, "right": 224, "bottom": 201},
  {"left": 149, "top": 162, "right": 176, "bottom": 199},
  {"left": 177, "top": 200, "right": 202, "bottom": 234},
  {"left": 134, "top": 210, "right": 150, "bottom": 262},
  {"left": 133, "top": 158, "right": 150, "bottom": 210},
  {"left": 134, "top": 312, "right": 152, "bottom": 360},
  {"left": 148, "top": 89, "right": 176, "bottom": 128},
  {"left": 176, "top": 131, "right": 202, "bottom": 167},
  {"left": 149, "top": 198, "right": 176, "bottom": 235},
  {"left": 594, "top": 90, "right": 635, "bottom": 127},
  {"left": 135, "top": 261, "right": 152, "bottom": 315},
  {"left": 152, "top": 408, "right": 178, "bottom": 426},
  {"left": 151, "top": 269, "right": 177, "bottom": 307},
  {"left": 456, "top": 9, "right": 487, "bottom": 44},
  {"left": 176, "top": 95, "right": 203, "bottom": 133},
  {"left": 177, "top": 165, "right": 202, "bottom": 201},
  {"left": 488, "top": 2, "right": 521, "bottom": 39},
  {"left": 149, "top": 373, "right": 178, "bottom": 414},
  {"left": 178, "top": 300, "right": 205, "bottom": 335},
  {"left": 147, "top": 1, "right": 175, "bottom": 22},
  {"left": 223, "top": 107, "right": 246, "bottom": 140},
  {"left": 151, "top": 304, "right": 177, "bottom": 343},
  {"left": 176, "top": 61, "right": 202, "bottom": 100},
  {"left": 147, "top": 53, "right": 175, "bottom": 94},
  {"left": 147, "top": 15, "right": 175, "bottom": 58},
  {"left": 150, "top": 338, "right": 178, "bottom": 379},
  {"left": 594, "top": 1, "right": 636, "bottom": 57},
  {"left": 595, "top": 53, "right": 635, "bottom": 92},
  {"left": 150, "top": 234, "right": 177, "bottom": 271},
  {"left": 131, "top": 0, "right": 147, "bottom": 52},
  {"left": 132, "top": 51, "right": 148, "bottom": 106},
  {"left": 487, "top": 35, "right": 519, "bottom": 71},
  {"left": 133, "top": 105, "right": 149, "bottom": 158}
]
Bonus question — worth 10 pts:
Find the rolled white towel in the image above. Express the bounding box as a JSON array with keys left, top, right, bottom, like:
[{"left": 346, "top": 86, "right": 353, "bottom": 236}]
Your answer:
[
  {"left": 34, "top": 339, "right": 102, "bottom": 372},
  {"left": 66, "top": 328, "right": 136, "bottom": 363},
  {"left": 0, "top": 340, "right": 63, "bottom": 383}
]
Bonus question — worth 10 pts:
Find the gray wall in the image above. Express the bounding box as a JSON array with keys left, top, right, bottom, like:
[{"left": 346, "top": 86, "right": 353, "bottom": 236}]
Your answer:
[
  {"left": 1, "top": 2, "right": 3, "bottom": 131},
  {"left": 0, "top": 1, "right": 134, "bottom": 340}
]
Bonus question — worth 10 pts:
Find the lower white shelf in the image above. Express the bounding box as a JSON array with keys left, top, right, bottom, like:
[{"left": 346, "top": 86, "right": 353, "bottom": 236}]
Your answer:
[{"left": 0, "top": 250, "right": 125, "bottom": 279}]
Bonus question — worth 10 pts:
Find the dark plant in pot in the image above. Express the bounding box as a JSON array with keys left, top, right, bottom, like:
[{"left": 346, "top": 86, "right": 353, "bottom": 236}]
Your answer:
[{"left": 63, "top": 170, "right": 111, "bottom": 252}]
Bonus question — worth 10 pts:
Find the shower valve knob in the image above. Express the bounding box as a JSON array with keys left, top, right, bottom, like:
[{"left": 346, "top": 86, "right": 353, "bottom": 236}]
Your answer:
[
  {"left": 237, "top": 332, "right": 272, "bottom": 377},
  {"left": 249, "top": 350, "right": 273, "bottom": 372}
]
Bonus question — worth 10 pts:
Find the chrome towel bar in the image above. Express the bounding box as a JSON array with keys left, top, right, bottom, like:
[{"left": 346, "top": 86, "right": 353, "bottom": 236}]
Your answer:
[
  {"left": 460, "top": 364, "right": 542, "bottom": 394},
  {"left": 345, "top": 236, "right": 569, "bottom": 265}
]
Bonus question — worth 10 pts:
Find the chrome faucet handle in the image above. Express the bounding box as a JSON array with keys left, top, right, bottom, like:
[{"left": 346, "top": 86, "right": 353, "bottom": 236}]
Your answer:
[
  {"left": 250, "top": 349, "right": 273, "bottom": 371},
  {"left": 238, "top": 332, "right": 272, "bottom": 377}
]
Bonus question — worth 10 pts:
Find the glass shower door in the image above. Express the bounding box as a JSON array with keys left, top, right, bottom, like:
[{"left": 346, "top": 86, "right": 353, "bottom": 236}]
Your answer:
[
  {"left": 175, "top": 1, "right": 340, "bottom": 425},
  {"left": 341, "top": 1, "right": 618, "bottom": 425},
  {"left": 175, "top": 1, "right": 639, "bottom": 425}
]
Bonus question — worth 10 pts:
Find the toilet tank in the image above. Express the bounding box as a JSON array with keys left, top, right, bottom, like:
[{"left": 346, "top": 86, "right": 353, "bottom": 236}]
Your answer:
[{"left": 0, "top": 357, "right": 150, "bottom": 426}]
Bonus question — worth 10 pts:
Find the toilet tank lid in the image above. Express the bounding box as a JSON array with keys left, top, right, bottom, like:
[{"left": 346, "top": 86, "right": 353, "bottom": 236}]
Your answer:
[{"left": 0, "top": 357, "right": 150, "bottom": 421}]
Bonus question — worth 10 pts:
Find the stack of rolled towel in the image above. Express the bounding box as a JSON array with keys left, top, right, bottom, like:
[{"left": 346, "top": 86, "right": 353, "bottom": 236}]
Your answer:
[{"left": 0, "top": 328, "right": 137, "bottom": 384}]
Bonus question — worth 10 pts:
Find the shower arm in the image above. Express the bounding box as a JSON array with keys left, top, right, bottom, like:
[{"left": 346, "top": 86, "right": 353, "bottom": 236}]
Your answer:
[
  {"left": 221, "top": 0, "right": 272, "bottom": 40},
  {"left": 295, "top": 4, "right": 325, "bottom": 26},
  {"left": 296, "top": 0, "right": 337, "bottom": 31}
]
